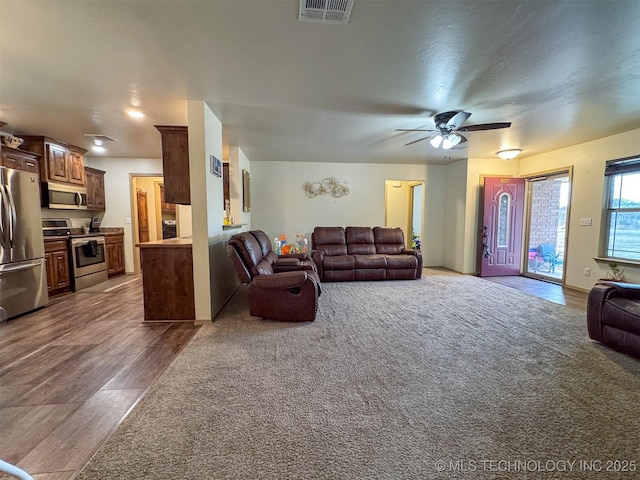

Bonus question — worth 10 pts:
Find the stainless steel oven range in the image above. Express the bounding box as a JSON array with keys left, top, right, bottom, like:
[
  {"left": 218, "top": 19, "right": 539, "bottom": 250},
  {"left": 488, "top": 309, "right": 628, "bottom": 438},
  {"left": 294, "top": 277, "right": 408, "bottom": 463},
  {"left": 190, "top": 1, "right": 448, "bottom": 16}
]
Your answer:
[{"left": 70, "top": 235, "right": 108, "bottom": 290}]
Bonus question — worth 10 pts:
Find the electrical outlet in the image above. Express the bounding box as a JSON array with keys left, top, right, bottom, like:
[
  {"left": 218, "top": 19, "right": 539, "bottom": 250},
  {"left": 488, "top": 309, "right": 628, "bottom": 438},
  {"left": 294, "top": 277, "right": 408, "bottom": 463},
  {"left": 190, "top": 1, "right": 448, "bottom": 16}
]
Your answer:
[
  {"left": 579, "top": 217, "right": 592, "bottom": 226},
  {"left": 125, "top": 217, "right": 132, "bottom": 224},
  {"left": 584, "top": 267, "right": 591, "bottom": 276}
]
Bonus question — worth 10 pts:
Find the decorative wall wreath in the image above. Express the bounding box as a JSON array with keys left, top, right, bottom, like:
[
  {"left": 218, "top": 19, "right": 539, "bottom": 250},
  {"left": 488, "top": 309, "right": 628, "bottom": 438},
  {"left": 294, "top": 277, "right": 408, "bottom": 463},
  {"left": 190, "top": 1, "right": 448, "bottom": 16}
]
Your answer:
[{"left": 302, "top": 177, "right": 350, "bottom": 198}]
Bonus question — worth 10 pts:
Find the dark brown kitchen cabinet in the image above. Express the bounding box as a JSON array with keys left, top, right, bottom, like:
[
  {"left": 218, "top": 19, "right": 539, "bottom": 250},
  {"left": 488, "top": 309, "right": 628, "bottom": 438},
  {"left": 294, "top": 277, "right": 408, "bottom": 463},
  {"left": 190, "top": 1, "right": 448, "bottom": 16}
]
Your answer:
[
  {"left": 0, "top": 146, "right": 40, "bottom": 174},
  {"left": 21, "top": 136, "right": 86, "bottom": 186},
  {"left": 44, "top": 239, "right": 71, "bottom": 296},
  {"left": 154, "top": 125, "right": 190, "bottom": 205},
  {"left": 85, "top": 166, "right": 106, "bottom": 210},
  {"left": 159, "top": 184, "right": 176, "bottom": 213},
  {"left": 105, "top": 233, "right": 125, "bottom": 277}
]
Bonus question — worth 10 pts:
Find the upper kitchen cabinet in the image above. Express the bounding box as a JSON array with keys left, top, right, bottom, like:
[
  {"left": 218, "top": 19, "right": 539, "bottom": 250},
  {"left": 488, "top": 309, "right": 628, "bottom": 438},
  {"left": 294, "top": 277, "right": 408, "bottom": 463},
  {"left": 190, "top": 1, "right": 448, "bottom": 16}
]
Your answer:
[
  {"left": 21, "top": 136, "right": 86, "bottom": 186},
  {"left": 154, "top": 126, "right": 190, "bottom": 205},
  {"left": 85, "top": 166, "right": 106, "bottom": 210},
  {"left": 0, "top": 145, "right": 40, "bottom": 174}
]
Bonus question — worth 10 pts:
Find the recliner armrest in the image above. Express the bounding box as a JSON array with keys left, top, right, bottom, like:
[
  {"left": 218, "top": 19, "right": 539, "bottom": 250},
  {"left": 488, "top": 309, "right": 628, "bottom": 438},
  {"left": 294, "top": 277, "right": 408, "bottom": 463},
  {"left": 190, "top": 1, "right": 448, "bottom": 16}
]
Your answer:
[
  {"left": 275, "top": 257, "right": 301, "bottom": 267},
  {"left": 252, "top": 271, "right": 311, "bottom": 289},
  {"left": 597, "top": 281, "right": 640, "bottom": 300}
]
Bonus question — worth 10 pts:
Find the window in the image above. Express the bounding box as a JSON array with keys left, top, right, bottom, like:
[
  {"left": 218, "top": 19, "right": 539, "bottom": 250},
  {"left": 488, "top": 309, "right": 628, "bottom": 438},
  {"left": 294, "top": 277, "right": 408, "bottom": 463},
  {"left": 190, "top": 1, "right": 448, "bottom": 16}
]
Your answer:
[
  {"left": 604, "top": 157, "right": 640, "bottom": 261},
  {"left": 497, "top": 192, "right": 510, "bottom": 247}
]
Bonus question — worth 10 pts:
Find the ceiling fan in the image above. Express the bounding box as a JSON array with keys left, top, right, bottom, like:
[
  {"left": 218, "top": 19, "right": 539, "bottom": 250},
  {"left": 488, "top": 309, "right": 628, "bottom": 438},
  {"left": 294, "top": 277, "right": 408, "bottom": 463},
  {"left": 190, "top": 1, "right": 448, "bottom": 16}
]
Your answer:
[{"left": 396, "top": 111, "right": 511, "bottom": 149}]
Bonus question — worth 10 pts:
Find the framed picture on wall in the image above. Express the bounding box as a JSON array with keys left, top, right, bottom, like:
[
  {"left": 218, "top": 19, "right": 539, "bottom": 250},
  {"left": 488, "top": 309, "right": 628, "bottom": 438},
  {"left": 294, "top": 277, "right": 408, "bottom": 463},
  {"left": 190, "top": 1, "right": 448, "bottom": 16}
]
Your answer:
[
  {"left": 210, "top": 155, "right": 222, "bottom": 177},
  {"left": 243, "top": 169, "right": 251, "bottom": 212}
]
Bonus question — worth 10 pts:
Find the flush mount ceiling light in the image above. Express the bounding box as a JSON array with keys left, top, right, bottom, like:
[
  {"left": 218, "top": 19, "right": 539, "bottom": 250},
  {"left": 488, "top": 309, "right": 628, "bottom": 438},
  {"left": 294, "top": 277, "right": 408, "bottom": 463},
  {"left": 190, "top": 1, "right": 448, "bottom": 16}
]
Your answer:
[
  {"left": 126, "top": 109, "right": 145, "bottom": 119},
  {"left": 84, "top": 134, "right": 116, "bottom": 153},
  {"left": 429, "top": 132, "right": 462, "bottom": 150},
  {"left": 497, "top": 149, "right": 522, "bottom": 160}
]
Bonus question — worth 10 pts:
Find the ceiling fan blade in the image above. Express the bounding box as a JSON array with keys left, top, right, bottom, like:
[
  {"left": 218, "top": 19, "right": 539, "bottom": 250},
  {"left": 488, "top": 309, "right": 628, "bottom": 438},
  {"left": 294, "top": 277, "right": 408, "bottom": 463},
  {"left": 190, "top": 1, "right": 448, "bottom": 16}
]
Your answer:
[
  {"left": 457, "top": 134, "right": 468, "bottom": 144},
  {"left": 457, "top": 122, "right": 511, "bottom": 132},
  {"left": 404, "top": 136, "right": 431, "bottom": 146},
  {"left": 395, "top": 128, "right": 436, "bottom": 132},
  {"left": 445, "top": 111, "right": 471, "bottom": 129}
]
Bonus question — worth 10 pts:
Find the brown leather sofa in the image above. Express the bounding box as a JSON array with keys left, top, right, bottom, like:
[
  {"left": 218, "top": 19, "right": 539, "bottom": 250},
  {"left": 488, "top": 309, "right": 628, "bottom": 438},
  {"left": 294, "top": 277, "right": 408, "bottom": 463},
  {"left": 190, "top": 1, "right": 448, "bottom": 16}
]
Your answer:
[
  {"left": 227, "top": 230, "right": 320, "bottom": 322},
  {"left": 587, "top": 281, "right": 640, "bottom": 359},
  {"left": 311, "top": 226, "right": 422, "bottom": 281}
]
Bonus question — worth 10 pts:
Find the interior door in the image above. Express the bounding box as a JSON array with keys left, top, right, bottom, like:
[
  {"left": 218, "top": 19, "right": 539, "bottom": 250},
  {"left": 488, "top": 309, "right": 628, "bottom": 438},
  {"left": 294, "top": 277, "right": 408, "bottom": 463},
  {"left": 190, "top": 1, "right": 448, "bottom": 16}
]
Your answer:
[
  {"left": 479, "top": 177, "right": 525, "bottom": 276},
  {"left": 137, "top": 189, "right": 150, "bottom": 243}
]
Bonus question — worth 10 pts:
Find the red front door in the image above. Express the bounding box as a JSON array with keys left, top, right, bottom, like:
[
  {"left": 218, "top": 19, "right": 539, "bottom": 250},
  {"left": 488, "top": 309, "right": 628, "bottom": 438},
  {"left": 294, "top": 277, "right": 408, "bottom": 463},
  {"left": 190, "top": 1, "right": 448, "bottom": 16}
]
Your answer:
[{"left": 479, "top": 177, "right": 525, "bottom": 276}]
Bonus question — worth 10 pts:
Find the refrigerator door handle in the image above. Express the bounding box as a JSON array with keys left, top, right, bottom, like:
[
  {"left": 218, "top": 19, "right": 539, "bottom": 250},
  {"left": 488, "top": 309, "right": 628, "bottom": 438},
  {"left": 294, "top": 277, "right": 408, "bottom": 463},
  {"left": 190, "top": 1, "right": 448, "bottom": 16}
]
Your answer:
[
  {"left": 0, "top": 184, "right": 11, "bottom": 249},
  {"left": 0, "top": 260, "right": 43, "bottom": 275},
  {"left": 6, "top": 184, "right": 16, "bottom": 246}
]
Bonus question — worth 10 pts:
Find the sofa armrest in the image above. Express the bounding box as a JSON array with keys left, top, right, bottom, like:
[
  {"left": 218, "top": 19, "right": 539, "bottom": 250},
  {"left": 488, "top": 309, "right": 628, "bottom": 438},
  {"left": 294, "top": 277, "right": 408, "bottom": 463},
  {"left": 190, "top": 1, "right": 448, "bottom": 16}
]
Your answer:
[
  {"left": 252, "top": 271, "right": 312, "bottom": 290},
  {"left": 401, "top": 248, "right": 423, "bottom": 279},
  {"left": 587, "top": 283, "right": 621, "bottom": 341},
  {"left": 597, "top": 281, "right": 640, "bottom": 300}
]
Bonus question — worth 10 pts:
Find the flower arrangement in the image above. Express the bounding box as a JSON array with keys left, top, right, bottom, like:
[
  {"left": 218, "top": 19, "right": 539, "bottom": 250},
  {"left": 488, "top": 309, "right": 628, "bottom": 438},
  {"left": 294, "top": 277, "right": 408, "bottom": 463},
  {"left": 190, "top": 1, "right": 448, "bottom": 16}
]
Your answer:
[{"left": 274, "top": 233, "right": 308, "bottom": 255}]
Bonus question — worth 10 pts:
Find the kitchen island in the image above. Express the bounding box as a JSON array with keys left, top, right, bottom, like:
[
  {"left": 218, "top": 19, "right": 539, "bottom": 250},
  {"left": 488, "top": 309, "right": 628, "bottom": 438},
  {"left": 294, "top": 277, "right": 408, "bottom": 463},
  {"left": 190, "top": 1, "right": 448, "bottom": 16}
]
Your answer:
[{"left": 136, "top": 237, "right": 195, "bottom": 322}]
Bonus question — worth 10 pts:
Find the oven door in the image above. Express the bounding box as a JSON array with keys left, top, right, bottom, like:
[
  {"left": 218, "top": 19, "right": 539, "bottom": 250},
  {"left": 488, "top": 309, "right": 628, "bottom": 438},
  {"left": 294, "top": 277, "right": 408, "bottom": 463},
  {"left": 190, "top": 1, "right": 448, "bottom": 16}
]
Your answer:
[{"left": 70, "top": 236, "right": 107, "bottom": 278}]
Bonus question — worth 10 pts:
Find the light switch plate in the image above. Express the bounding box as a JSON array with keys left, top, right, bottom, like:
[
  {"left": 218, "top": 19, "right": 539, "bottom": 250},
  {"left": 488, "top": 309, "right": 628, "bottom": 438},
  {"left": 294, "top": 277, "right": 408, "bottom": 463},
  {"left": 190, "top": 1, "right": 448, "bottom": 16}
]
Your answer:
[{"left": 579, "top": 217, "right": 592, "bottom": 226}]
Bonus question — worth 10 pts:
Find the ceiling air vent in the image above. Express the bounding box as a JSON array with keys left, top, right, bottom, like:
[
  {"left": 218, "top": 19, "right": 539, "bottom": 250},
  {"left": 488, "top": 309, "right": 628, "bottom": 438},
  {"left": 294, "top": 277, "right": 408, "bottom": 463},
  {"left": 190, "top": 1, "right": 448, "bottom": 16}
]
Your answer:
[{"left": 299, "top": 0, "right": 354, "bottom": 25}]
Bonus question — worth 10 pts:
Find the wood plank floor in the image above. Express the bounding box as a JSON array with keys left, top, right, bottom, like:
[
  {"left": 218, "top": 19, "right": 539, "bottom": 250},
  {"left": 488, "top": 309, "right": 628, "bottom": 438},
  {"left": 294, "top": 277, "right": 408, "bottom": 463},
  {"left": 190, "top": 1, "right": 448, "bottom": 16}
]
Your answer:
[
  {"left": 0, "top": 275, "right": 200, "bottom": 480},
  {"left": 0, "top": 272, "right": 588, "bottom": 479},
  {"left": 480, "top": 274, "right": 588, "bottom": 311}
]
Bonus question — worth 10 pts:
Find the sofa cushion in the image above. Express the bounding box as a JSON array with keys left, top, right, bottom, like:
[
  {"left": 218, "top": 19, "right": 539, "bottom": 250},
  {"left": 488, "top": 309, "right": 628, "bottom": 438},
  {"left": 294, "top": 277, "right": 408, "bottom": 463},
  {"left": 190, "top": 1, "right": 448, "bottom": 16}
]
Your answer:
[
  {"left": 323, "top": 254, "right": 355, "bottom": 270},
  {"left": 385, "top": 254, "right": 418, "bottom": 270},
  {"left": 254, "top": 259, "right": 274, "bottom": 275},
  {"left": 251, "top": 230, "right": 273, "bottom": 258},
  {"left": 373, "top": 227, "right": 405, "bottom": 254},
  {"left": 313, "top": 227, "right": 348, "bottom": 256},
  {"left": 346, "top": 226, "right": 376, "bottom": 255},
  {"left": 229, "top": 232, "right": 264, "bottom": 270},
  {"left": 354, "top": 254, "right": 387, "bottom": 269}
]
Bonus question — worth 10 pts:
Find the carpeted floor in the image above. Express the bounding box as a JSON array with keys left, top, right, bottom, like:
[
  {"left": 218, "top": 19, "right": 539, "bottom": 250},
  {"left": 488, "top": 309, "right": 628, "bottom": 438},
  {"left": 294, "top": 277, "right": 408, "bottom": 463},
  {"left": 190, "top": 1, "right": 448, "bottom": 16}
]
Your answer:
[{"left": 77, "top": 270, "right": 640, "bottom": 479}]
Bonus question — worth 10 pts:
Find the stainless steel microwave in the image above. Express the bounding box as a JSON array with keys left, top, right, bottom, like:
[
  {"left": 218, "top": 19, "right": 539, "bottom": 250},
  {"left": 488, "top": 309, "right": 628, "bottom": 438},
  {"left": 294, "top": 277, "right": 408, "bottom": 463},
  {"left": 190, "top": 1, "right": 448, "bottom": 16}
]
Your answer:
[{"left": 41, "top": 182, "right": 87, "bottom": 209}]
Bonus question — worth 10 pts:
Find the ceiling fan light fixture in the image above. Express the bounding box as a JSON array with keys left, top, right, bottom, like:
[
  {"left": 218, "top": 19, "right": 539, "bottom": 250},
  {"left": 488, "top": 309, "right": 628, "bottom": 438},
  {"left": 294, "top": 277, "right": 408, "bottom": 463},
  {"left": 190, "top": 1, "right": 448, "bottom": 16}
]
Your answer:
[
  {"left": 442, "top": 133, "right": 461, "bottom": 150},
  {"left": 429, "top": 134, "right": 443, "bottom": 148},
  {"left": 497, "top": 149, "right": 522, "bottom": 160}
]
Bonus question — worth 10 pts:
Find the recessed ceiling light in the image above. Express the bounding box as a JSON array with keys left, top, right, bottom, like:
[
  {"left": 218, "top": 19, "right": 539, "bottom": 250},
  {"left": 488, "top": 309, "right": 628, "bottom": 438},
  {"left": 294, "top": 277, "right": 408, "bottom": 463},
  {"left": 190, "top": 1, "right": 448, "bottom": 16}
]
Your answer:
[{"left": 127, "top": 109, "right": 145, "bottom": 119}]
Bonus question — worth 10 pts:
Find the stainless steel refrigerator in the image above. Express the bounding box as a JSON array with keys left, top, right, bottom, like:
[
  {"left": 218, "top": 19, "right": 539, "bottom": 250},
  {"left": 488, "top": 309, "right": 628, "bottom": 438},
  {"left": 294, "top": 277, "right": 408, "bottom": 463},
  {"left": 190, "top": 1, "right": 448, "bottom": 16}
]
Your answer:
[{"left": 0, "top": 165, "right": 48, "bottom": 321}]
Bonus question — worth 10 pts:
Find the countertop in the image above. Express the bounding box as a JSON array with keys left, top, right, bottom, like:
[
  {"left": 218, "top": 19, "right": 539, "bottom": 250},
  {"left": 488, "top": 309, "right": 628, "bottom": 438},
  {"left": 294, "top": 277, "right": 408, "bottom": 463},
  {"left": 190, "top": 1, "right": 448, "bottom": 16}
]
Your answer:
[{"left": 136, "top": 237, "right": 192, "bottom": 248}]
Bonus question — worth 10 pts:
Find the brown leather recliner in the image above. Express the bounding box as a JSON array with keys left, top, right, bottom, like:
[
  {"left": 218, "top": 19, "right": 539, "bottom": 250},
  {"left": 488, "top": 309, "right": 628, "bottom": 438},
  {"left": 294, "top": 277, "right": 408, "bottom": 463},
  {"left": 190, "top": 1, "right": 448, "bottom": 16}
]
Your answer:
[
  {"left": 227, "top": 230, "right": 321, "bottom": 322},
  {"left": 587, "top": 281, "right": 640, "bottom": 359}
]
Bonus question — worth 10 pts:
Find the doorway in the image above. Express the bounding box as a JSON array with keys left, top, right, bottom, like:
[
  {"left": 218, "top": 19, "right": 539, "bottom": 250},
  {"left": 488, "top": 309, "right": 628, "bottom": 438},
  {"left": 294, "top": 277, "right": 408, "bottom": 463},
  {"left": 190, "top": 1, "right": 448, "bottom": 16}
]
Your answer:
[
  {"left": 524, "top": 170, "right": 571, "bottom": 284},
  {"left": 384, "top": 180, "right": 424, "bottom": 249},
  {"left": 478, "top": 176, "right": 526, "bottom": 276}
]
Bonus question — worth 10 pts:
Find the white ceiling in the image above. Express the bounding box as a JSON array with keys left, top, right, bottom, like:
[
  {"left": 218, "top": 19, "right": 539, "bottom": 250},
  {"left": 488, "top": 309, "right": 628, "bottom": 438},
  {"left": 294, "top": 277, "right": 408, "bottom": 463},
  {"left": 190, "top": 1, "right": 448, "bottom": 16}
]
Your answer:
[{"left": 1, "top": 0, "right": 639, "bottom": 165}]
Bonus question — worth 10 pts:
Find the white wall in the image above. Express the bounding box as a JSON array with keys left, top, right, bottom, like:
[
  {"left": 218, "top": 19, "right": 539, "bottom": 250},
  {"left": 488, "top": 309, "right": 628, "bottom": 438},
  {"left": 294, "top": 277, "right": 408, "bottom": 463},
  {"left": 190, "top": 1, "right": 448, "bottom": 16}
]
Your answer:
[
  {"left": 228, "top": 146, "right": 251, "bottom": 228},
  {"left": 385, "top": 181, "right": 410, "bottom": 236},
  {"left": 84, "top": 157, "right": 162, "bottom": 274},
  {"left": 250, "top": 161, "right": 446, "bottom": 267},
  {"left": 518, "top": 129, "right": 640, "bottom": 289},
  {"left": 443, "top": 159, "right": 468, "bottom": 272},
  {"left": 188, "top": 101, "right": 242, "bottom": 323}
]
